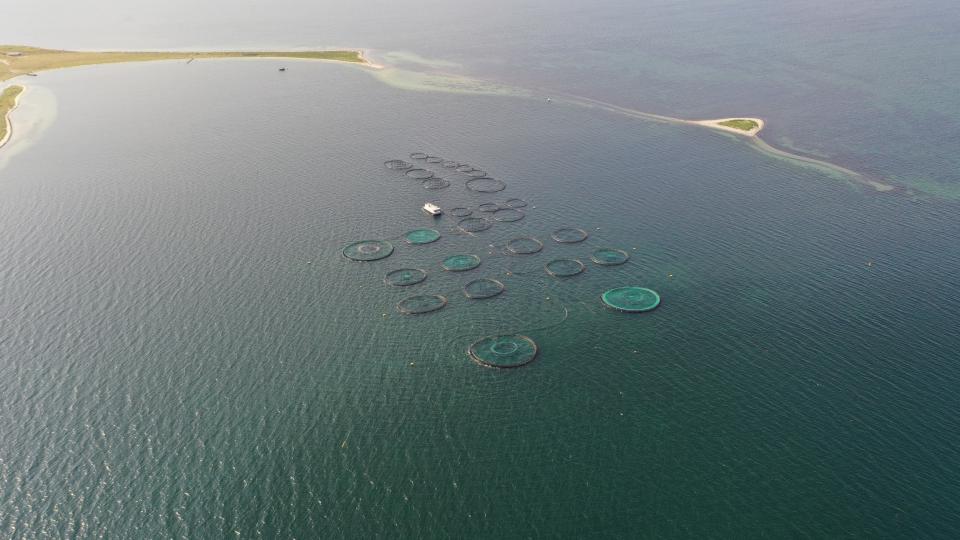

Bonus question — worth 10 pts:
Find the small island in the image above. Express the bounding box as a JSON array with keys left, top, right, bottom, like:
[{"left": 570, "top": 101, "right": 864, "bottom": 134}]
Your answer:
[
  {"left": 0, "top": 45, "right": 378, "bottom": 83},
  {"left": 688, "top": 117, "right": 765, "bottom": 136}
]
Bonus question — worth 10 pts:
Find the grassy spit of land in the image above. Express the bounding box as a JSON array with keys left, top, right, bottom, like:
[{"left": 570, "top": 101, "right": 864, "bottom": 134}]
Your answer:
[
  {"left": 0, "top": 45, "right": 373, "bottom": 82},
  {"left": 688, "top": 117, "right": 765, "bottom": 136},
  {"left": 0, "top": 85, "right": 24, "bottom": 146}
]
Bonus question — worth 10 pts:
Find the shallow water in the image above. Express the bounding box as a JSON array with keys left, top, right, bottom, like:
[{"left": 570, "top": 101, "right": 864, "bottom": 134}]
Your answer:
[{"left": 2, "top": 58, "right": 960, "bottom": 537}]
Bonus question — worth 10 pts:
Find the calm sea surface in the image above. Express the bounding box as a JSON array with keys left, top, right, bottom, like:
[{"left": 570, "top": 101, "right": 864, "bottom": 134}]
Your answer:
[{"left": 2, "top": 1, "right": 960, "bottom": 537}]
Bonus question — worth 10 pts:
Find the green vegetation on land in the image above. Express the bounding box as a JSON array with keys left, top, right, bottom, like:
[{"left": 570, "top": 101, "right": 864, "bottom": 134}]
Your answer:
[
  {"left": 718, "top": 119, "right": 760, "bottom": 131},
  {"left": 1, "top": 85, "right": 24, "bottom": 142},
  {"left": 0, "top": 45, "right": 366, "bottom": 82}
]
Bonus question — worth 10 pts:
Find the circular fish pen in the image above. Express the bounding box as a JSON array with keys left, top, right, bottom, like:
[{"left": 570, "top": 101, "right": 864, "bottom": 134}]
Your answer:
[
  {"left": 342, "top": 240, "right": 394, "bottom": 261},
  {"left": 465, "top": 169, "right": 488, "bottom": 178},
  {"left": 384, "top": 159, "right": 413, "bottom": 170},
  {"left": 410, "top": 152, "right": 428, "bottom": 160},
  {"left": 551, "top": 228, "right": 589, "bottom": 243},
  {"left": 442, "top": 160, "right": 460, "bottom": 168},
  {"left": 492, "top": 208, "right": 524, "bottom": 222},
  {"left": 468, "top": 335, "right": 539, "bottom": 369},
  {"left": 503, "top": 198, "right": 528, "bottom": 208},
  {"left": 458, "top": 217, "right": 492, "bottom": 233},
  {"left": 478, "top": 202, "right": 501, "bottom": 212},
  {"left": 384, "top": 268, "right": 428, "bottom": 287},
  {"left": 601, "top": 287, "right": 660, "bottom": 312},
  {"left": 450, "top": 207, "right": 473, "bottom": 217},
  {"left": 545, "top": 258, "right": 585, "bottom": 277},
  {"left": 463, "top": 278, "right": 505, "bottom": 299},
  {"left": 422, "top": 177, "right": 451, "bottom": 190},
  {"left": 465, "top": 177, "right": 507, "bottom": 193},
  {"left": 456, "top": 165, "right": 474, "bottom": 172},
  {"left": 405, "top": 168, "right": 435, "bottom": 179},
  {"left": 425, "top": 156, "right": 443, "bottom": 163},
  {"left": 404, "top": 228, "right": 441, "bottom": 245},
  {"left": 397, "top": 294, "right": 448, "bottom": 315},
  {"left": 590, "top": 248, "right": 629, "bottom": 265},
  {"left": 442, "top": 254, "right": 481, "bottom": 272},
  {"left": 506, "top": 237, "right": 544, "bottom": 255}
]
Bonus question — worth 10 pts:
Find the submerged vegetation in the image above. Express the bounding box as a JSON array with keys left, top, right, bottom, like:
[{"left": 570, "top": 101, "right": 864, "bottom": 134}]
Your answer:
[
  {"left": 0, "top": 85, "right": 24, "bottom": 142},
  {"left": 0, "top": 45, "right": 366, "bottom": 82},
  {"left": 718, "top": 118, "right": 760, "bottom": 131}
]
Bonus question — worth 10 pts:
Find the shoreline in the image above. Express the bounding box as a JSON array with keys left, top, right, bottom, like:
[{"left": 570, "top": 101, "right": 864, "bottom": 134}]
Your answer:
[
  {"left": 0, "top": 85, "right": 24, "bottom": 149},
  {"left": 0, "top": 45, "right": 381, "bottom": 83},
  {"left": 687, "top": 117, "right": 765, "bottom": 137}
]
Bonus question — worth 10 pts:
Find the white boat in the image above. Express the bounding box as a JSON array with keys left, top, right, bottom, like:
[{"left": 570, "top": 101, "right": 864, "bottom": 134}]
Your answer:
[{"left": 422, "top": 202, "right": 442, "bottom": 216}]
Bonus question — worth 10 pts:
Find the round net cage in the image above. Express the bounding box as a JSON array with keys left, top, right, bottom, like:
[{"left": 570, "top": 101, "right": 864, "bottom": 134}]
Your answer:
[
  {"left": 591, "top": 248, "right": 630, "bottom": 265},
  {"left": 425, "top": 156, "right": 443, "bottom": 163},
  {"left": 463, "top": 278, "right": 505, "bottom": 299},
  {"left": 450, "top": 207, "right": 473, "bottom": 217},
  {"left": 601, "top": 287, "right": 660, "bottom": 312},
  {"left": 478, "top": 202, "right": 501, "bottom": 212},
  {"left": 384, "top": 268, "right": 428, "bottom": 286},
  {"left": 458, "top": 217, "right": 492, "bottom": 233},
  {"left": 442, "top": 160, "right": 460, "bottom": 168},
  {"left": 397, "top": 294, "right": 448, "bottom": 315},
  {"left": 503, "top": 198, "right": 528, "bottom": 208},
  {"left": 442, "top": 254, "right": 481, "bottom": 272},
  {"left": 456, "top": 165, "right": 474, "bottom": 172},
  {"left": 468, "top": 334, "right": 538, "bottom": 369},
  {"left": 410, "top": 152, "right": 428, "bottom": 160},
  {"left": 506, "top": 237, "right": 544, "bottom": 255},
  {"left": 384, "top": 159, "right": 413, "bottom": 170},
  {"left": 404, "top": 228, "right": 441, "bottom": 245},
  {"left": 405, "top": 168, "right": 435, "bottom": 179},
  {"left": 422, "top": 177, "right": 451, "bottom": 190},
  {"left": 492, "top": 208, "right": 525, "bottom": 222},
  {"left": 342, "top": 240, "right": 394, "bottom": 261},
  {"left": 545, "top": 258, "right": 585, "bottom": 277},
  {"left": 466, "top": 170, "right": 488, "bottom": 178},
  {"left": 551, "top": 228, "right": 589, "bottom": 243},
  {"left": 466, "top": 178, "right": 507, "bottom": 193}
]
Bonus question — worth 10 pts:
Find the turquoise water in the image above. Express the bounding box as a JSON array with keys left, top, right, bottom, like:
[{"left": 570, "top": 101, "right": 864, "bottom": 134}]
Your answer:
[
  {"left": 3, "top": 58, "right": 959, "bottom": 538},
  {"left": 3, "top": 2, "right": 960, "bottom": 537}
]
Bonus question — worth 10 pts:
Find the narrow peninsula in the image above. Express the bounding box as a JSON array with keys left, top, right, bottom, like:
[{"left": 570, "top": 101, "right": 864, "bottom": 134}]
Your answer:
[
  {"left": 0, "top": 85, "right": 24, "bottom": 147},
  {"left": 0, "top": 45, "right": 378, "bottom": 83}
]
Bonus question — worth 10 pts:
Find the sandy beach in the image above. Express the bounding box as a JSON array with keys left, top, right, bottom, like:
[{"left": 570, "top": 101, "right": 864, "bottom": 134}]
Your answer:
[{"left": 688, "top": 117, "right": 765, "bottom": 136}]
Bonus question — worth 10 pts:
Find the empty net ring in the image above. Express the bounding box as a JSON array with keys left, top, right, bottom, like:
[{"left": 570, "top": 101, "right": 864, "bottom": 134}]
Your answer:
[
  {"left": 342, "top": 240, "right": 394, "bottom": 261},
  {"left": 477, "top": 202, "right": 501, "bottom": 212},
  {"left": 450, "top": 207, "right": 473, "bottom": 217},
  {"left": 422, "top": 177, "right": 451, "bottom": 190},
  {"left": 385, "top": 268, "right": 428, "bottom": 286},
  {"left": 468, "top": 334, "right": 538, "bottom": 368},
  {"left": 410, "top": 152, "right": 428, "bottom": 160},
  {"left": 506, "top": 237, "right": 543, "bottom": 254},
  {"left": 463, "top": 278, "right": 505, "bottom": 299},
  {"left": 465, "top": 177, "right": 507, "bottom": 193},
  {"left": 425, "top": 156, "right": 443, "bottom": 163},
  {"left": 492, "top": 208, "right": 524, "bottom": 222},
  {"left": 502, "top": 198, "right": 528, "bottom": 208},
  {"left": 590, "top": 248, "right": 629, "bottom": 265},
  {"left": 442, "top": 254, "right": 481, "bottom": 272},
  {"left": 601, "top": 287, "right": 660, "bottom": 312},
  {"left": 384, "top": 159, "right": 413, "bottom": 170},
  {"left": 397, "top": 294, "right": 447, "bottom": 314},
  {"left": 458, "top": 217, "right": 492, "bottom": 233},
  {"left": 545, "top": 258, "right": 585, "bottom": 277},
  {"left": 551, "top": 228, "right": 588, "bottom": 243},
  {"left": 405, "top": 168, "right": 435, "bottom": 179},
  {"left": 404, "top": 228, "right": 441, "bottom": 245}
]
